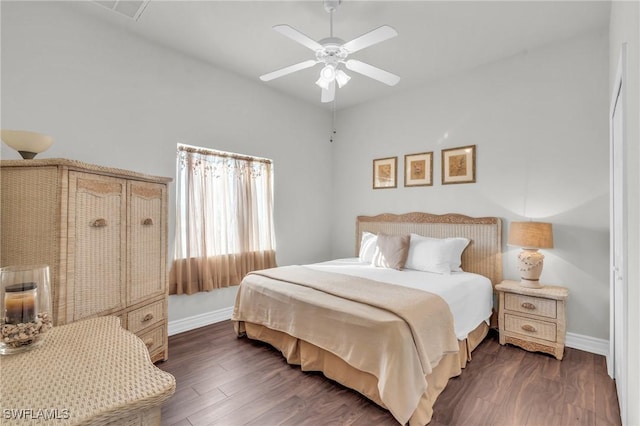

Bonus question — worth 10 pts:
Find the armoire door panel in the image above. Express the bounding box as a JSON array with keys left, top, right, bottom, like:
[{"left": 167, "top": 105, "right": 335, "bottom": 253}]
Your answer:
[
  {"left": 128, "top": 181, "right": 166, "bottom": 305},
  {"left": 67, "top": 172, "right": 127, "bottom": 322}
]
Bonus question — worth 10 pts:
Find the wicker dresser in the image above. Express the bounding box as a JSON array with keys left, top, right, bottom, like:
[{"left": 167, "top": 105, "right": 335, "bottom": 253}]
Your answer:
[{"left": 0, "top": 159, "right": 172, "bottom": 362}]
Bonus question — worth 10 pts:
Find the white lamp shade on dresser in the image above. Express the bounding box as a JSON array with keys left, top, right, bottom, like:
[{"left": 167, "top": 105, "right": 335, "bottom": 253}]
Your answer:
[{"left": 1, "top": 130, "right": 53, "bottom": 159}]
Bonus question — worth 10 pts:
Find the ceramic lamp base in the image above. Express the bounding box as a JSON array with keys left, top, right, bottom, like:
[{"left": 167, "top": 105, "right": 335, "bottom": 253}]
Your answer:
[
  {"left": 517, "top": 248, "right": 545, "bottom": 289},
  {"left": 519, "top": 278, "right": 543, "bottom": 289}
]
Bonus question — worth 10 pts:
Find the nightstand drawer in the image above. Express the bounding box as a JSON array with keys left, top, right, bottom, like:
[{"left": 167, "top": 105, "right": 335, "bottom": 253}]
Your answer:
[
  {"left": 505, "top": 293, "right": 557, "bottom": 319},
  {"left": 504, "top": 314, "right": 556, "bottom": 342}
]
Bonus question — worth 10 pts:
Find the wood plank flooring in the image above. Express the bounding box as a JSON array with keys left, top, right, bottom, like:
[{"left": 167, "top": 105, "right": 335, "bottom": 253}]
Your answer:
[{"left": 159, "top": 321, "right": 621, "bottom": 426}]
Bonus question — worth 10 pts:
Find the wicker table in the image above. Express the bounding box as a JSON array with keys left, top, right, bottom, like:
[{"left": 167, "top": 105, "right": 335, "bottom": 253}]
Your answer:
[{"left": 0, "top": 317, "right": 175, "bottom": 425}]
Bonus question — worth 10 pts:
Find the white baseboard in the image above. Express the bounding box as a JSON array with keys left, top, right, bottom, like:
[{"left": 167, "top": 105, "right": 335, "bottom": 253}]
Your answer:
[
  {"left": 169, "top": 310, "right": 610, "bottom": 359},
  {"left": 168, "top": 306, "right": 234, "bottom": 336},
  {"left": 565, "top": 332, "right": 609, "bottom": 357}
]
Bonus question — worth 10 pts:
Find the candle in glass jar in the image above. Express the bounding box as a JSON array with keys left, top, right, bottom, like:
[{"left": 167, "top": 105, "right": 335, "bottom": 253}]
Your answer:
[{"left": 4, "top": 283, "right": 37, "bottom": 325}]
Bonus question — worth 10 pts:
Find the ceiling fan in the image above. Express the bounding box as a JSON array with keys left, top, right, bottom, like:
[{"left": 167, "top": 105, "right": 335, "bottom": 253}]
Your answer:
[{"left": 260, "top": 0, "right": 400, "bottom": 103}]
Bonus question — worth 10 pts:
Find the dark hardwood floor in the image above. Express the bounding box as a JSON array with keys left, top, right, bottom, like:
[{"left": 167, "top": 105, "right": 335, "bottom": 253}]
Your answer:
[{"left": 159, "top": 321, "right": 621, "bottom": 426}]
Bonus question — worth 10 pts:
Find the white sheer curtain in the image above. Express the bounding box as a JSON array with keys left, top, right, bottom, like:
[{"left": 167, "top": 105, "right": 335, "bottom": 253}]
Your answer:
[{"left": 170, "top": 144, "right": 277, "bottom": 295}]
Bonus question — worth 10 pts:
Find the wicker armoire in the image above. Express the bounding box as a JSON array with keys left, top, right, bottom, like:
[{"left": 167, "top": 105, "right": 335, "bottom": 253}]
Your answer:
[{"left": 0, "top": 159, "right": 172, "bottom": 362}]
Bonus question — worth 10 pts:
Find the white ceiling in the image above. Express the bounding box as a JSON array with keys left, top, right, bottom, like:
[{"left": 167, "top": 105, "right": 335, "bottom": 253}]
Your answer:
[{"left": 70, "top": 0, "right": 610, "bottom": 110}]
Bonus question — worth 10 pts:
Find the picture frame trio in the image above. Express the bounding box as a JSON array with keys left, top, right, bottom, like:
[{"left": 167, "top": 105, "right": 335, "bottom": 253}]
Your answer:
[{"left": 373, "top": 145, "right": 476, "bottom": 189}]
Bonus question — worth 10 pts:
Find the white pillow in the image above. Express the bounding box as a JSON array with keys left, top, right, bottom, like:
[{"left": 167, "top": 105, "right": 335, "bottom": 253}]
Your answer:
[
  {"left": 447, "top": 237, "right": 471, "bottom": 272},
  {"left": 405, "top": 234, "right": 470, "bottom": 274},
  {"left": 358, "top": 232, "right": 377, "bottom": 263},
  {"left": 405, "top": 235, "right": 451, "bottom": 274}
]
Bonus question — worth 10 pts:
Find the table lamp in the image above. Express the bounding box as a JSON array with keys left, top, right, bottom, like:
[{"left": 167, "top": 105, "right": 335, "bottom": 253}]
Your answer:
[
  {"left": 1, "top": 130, "right": 53, "bottom": 159},
  {"left": 508, "top": 221, "right": 554, "bottom": 288}
]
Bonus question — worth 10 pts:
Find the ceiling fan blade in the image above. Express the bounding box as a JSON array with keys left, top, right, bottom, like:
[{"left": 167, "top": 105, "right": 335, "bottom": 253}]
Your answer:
[
  {"left": 342, "top": 25, "right": 398, "bottom": 54},
  {"left": 345, "top": 60, "right": 400, "bottom": 86},
  {"left": 273, "top": 24, "right": 323, "bottom": 51},
  {"left": 260, "top": 60, "right": 317, "bottom": 82},
  {"left": 321, "top": 81, "right": 336, "bottom": 103}
]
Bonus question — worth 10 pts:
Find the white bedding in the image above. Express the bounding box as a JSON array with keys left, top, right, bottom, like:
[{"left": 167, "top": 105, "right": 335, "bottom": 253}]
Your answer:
[{"left": 308, "top": 258, "right": 493, "bottom": 340}]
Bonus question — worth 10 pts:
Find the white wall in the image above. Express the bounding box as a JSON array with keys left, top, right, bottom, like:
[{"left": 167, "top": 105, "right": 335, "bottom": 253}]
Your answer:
[
  {"left": 0, "top": 2, "right": 615, "bottom": 344},
  {"left": 331, "top": 30, "right": 610, "bottom": 340},
  {"left": 0, "top": 2, "right": 333, "bottom": 321},
  {"left": 610, "top": 2, "right": 640, "bottom": 424}
]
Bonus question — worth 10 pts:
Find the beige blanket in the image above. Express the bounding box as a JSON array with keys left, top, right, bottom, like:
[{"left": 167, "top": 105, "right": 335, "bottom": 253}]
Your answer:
[{"left": 232, "top": 265, "right": 460, "bottom": 424}]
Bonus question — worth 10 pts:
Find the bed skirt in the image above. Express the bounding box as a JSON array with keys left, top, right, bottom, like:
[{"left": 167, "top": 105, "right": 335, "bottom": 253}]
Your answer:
[{"left": 234, "top": 320, "right": 489, "bottom": 426}]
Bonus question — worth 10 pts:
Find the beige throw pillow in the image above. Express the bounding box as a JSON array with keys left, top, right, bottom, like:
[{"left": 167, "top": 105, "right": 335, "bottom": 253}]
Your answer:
[{"left": 372, "top": 233, "right": 410, "bottom": 270}]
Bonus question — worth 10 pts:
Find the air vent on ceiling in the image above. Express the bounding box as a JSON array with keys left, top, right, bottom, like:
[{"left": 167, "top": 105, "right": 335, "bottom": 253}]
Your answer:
[{"left": 93, "top": 0, "right": 150, "bottom": 21}]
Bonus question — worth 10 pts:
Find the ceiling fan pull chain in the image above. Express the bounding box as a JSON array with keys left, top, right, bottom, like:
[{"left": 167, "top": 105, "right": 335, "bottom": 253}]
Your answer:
[{"left": 330, "top": 98, "right": 337, "bottom": 143}]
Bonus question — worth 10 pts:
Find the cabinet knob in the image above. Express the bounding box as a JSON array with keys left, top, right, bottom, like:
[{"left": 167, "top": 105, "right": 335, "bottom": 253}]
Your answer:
[
  {"left": 142, "top": 218, "right": 154, "bottom": 226},
  {"left": 142, "top": 313, "right": 154, "bottom": 322},
  {"left": 91, "top": 218, "right": 108, "bottom": 228},
  {"left": 521, "top": 302, "right": 536, "bottom": 310},
  {"left": 521, "top": 324, "right": 537, "bottom": 333},
  {"left": 144, "top": 338, "right": 154, "bottom": 348}
]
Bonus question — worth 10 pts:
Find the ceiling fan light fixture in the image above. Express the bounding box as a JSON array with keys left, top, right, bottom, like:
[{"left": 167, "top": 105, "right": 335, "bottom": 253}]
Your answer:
[
  {"left": 261, "top": 1, "right": 400, "bottom": 103},
  {"left": 315, "top": 77, "right": 330, "bottom": 90},
  {"left": 335, "top": 69, "right": 351, "bottom": 88},
  {"left": 316, "top": 64, "right": 337, "bottom": 89},
  {"left": 320, "top": 64, "right": 336, "bottom": 81}
]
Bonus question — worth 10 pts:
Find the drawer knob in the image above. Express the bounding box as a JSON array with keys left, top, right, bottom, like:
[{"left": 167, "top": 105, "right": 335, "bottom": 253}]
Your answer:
[
  {"left": 91, "top": 218, "right": 108, "bottom": 228},
  {"left": 521, "top": 324, "right": 537, "bottom": 333},
  {"left": 144, "top": 338, "right": 154, "bottom": 348},
  {"left": 521, "top": 302, "right": 536, "bottom": 310},
  {"left": 142, "top": 218, "right": 154, "bottom": 226},
  {"left": 142, "top": 313, "right": 154, "bottom": 322}
]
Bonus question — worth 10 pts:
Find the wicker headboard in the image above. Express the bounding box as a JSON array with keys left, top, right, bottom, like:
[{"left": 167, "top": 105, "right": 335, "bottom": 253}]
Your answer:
[{"left": 356, "top": 212, "right": 503, "bottom": 285}]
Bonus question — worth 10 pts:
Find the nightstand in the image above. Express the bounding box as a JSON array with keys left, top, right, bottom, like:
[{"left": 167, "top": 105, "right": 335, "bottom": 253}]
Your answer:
[{"left": 496, "top": 280, "right": 569, "bottom": 360}]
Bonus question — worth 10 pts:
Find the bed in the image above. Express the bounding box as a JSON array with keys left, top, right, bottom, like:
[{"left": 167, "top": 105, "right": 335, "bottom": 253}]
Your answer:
[{"left": 232, "top": 212, "right": 502, "bottom": 425}]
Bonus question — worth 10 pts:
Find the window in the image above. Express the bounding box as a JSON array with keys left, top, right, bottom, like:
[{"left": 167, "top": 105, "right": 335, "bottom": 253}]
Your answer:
[{"left": 169, "top": 144, "right": 276, "bottom": 295}]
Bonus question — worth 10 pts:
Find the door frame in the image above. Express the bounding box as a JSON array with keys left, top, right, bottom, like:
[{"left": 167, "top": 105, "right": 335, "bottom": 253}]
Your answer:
[{"left": 609, "top": 42, "right": 627, "bottom": 425}]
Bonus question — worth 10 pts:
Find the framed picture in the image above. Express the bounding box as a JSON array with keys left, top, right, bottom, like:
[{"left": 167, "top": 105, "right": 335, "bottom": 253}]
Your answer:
[
  {"left": 404, "top": 152, "right": 433, "bottom": 187},
  {"left": 441, "top": 145, "right": 476, "bottom": 184},
  {"left": 372, "top": 157, "right": 397, "bottom": 189}
]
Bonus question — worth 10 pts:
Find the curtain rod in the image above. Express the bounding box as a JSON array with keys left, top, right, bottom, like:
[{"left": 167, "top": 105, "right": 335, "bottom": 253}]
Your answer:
[{"left": 178, "top": 143, "right": 272, "bottom": 165}]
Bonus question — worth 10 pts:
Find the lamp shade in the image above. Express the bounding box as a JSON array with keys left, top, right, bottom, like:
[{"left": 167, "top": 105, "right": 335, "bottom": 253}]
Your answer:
[
  {"left": 335, "top": 69, "right": 351, "bottom": 88},
  {"left": 1, "top": 130, "right": 53, "bottom": 159},
  {"left": 508, "top": 222, "right": 554, "bottom": 249}
]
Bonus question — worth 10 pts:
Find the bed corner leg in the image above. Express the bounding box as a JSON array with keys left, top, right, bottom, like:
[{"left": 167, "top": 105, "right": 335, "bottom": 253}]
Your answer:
[{"left": 233, "top": 320, "right": 247, "bottom": 337}]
